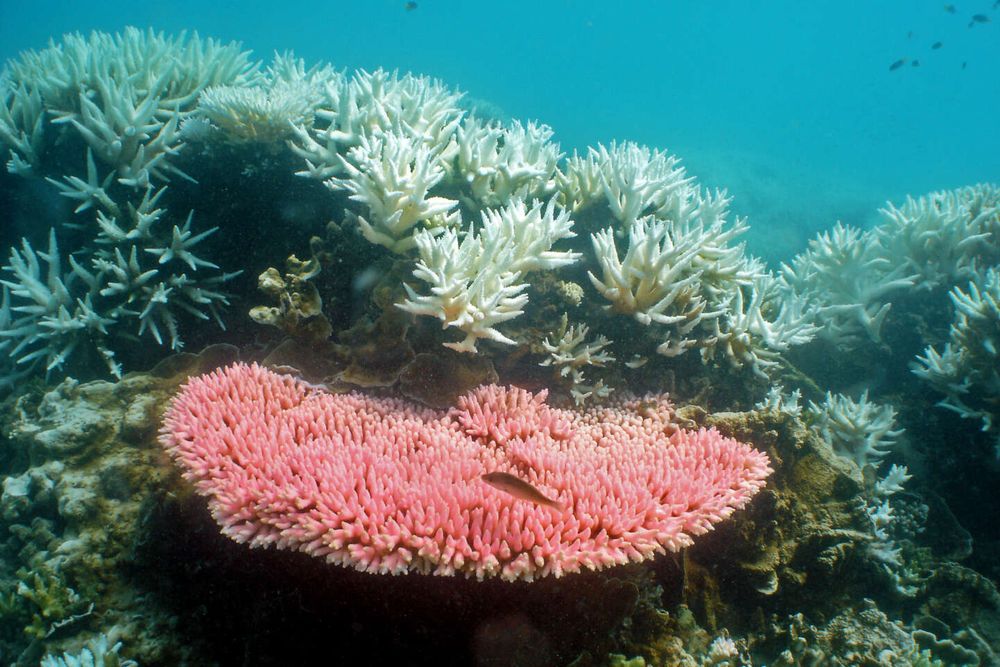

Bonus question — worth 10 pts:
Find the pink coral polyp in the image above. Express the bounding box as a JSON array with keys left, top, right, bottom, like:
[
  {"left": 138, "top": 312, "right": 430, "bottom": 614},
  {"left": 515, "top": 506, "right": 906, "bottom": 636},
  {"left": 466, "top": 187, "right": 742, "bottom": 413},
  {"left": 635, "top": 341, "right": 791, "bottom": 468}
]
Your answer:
[{"left": 160, "top": 363, "right": 772, "bottom": 581}]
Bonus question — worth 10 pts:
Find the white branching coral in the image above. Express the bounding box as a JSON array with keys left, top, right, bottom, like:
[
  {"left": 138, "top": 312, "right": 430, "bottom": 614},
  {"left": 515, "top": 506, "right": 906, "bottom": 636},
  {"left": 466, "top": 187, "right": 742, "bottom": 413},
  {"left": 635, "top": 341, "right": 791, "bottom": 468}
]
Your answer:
[
  {"left": 805, "top": 389, "right": 919, "bottom": 591},
  {"left": 913, "top": 266, "right": 1000, "bottom": 432},
  {"left": 556, "top": 141, "right": 691, "bottom": 225},
  {"left": 566, "top": 141, "right": 812, "bottom": 377},
  {"left": 703, "top": 272, "right": 818, "bottom": 378},
  {"left": 1, "top": 27, "right": 260, "bottom": 187},
  {"left": 40, "top": 633, "right": 136, "bottom": 667},
  {"left": 455, "top": 118, "right": 561, "bottom": 209},
  {"left": 398, "top": 198, "right": 579, "bottom": 353},
  {"left": 755, "top": 384, "right": 803, "bottom": 416},
  {"left": 782, "top": 223, "right": 915, "bottom": 348},
  {"left": 51, "top": 74, "right": 189, "bottom": 187},
  {"left": 289, "top": 68, "right": 470, "bottom": 252},
  {"left": 0, "top": 28, "right": 246, "bottom": 386},
  {"left": 808, "top": 391, "right": 904, "bottom": 468},
  {"left": 540, "top": 315, "right": 615, "bottom": 404},
  {"left": 865, "top": 463, "right": 920, "bottom": 593},
  {"left": 326, "top": 130, "right": 460, "bottom": 253},
  {"left": 0, "top": 230, "right": 118, "bottom": 378},
  {"left": 0, "top": 76, "right": 45, "bottom": 174},
  {"left": 195, "top": 52, "right": 336, "bottom": 143},
  {"left": 874, "top": 464, "right": 912, "bottom": 497},
  {"left": 878, "top": 184, "right": 1000, "bottom": 289},
  {"left": 589, "top": 215, "right": 710, "bottom": 328},
  {"left": 290, "top": 68, "right": 464, "bottom": 181},
  {"left": 0, "top": 188, "right": 237, "bottom": 384}
]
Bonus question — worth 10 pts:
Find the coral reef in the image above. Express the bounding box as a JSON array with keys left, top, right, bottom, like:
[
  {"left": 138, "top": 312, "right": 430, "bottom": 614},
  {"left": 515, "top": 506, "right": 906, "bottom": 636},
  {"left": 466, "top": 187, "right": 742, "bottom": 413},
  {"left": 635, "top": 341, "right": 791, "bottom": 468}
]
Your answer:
[{"left": 0, "top": 23, "right": 998, "bottom": 667}]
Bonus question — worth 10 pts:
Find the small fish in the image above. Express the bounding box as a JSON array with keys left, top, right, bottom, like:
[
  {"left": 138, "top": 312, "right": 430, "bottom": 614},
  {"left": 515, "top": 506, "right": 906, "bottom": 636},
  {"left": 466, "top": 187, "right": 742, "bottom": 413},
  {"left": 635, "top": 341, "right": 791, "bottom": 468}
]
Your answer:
[
  {"left": 889, "top": 58, "right": 907, "bottom": 71},
  {"left": 625, "top": 355, "right": 648, "bottom": 369},
  {"left": 969, "top": 13, "right": 990, "bottom": 25},
  {"left": 932, "top": 41, "right": 943, "bottom": 49},
  {"left": 962, "top": 60, "right": 968, "bottom": 69},
  {"left": 907, "top": 30, "right": 914, "bottom": 39},
  {"left": 912, "top": 59, "right": 921, "bottom": 67},
  {"left": 481, "top": 472, "right": 564, "bottom": 511},
  {"left": 405, "top": 1, "right": 418, "bottom": 9},
  {"left": 944, "top": 3, "right": 956, "bottom": 12}
]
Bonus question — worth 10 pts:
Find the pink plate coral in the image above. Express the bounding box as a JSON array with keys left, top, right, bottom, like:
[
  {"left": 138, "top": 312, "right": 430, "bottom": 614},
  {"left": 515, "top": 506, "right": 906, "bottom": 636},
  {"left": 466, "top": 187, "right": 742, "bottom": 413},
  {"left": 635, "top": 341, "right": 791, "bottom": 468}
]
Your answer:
[{"left": 160, "top": 363, "right": 772, "bottom": 581}]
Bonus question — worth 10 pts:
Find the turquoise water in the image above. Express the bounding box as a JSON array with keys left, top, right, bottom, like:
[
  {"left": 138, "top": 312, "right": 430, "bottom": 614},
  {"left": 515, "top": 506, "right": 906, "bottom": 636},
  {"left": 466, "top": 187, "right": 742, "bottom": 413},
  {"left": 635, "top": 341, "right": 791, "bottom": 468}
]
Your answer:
[{"left": 3, "top": 0, "right": 998, "bottom": 260}]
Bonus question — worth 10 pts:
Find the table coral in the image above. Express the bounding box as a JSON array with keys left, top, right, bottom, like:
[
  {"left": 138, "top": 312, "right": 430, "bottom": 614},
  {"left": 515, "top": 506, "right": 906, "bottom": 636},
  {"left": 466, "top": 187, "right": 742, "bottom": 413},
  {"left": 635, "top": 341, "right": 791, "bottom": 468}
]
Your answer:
[{"left": 160, "top": 362, "right": 772, "bottom": 581}]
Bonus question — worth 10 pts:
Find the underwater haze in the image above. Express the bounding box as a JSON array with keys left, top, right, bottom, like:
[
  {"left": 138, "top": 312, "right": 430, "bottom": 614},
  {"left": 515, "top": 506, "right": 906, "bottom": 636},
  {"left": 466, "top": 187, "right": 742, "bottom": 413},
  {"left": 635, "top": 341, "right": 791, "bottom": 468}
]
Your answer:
[{"left": 2, "top": 0, "right": 998, "bottom": 261}]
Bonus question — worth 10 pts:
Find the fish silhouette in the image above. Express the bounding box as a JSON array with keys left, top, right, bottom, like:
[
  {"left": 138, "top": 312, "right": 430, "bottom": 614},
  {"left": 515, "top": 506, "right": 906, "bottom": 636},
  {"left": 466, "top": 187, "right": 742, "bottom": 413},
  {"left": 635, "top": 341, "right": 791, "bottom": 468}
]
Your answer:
[{"left": 481, "top": 472, "right": 564, "bottom": 511}]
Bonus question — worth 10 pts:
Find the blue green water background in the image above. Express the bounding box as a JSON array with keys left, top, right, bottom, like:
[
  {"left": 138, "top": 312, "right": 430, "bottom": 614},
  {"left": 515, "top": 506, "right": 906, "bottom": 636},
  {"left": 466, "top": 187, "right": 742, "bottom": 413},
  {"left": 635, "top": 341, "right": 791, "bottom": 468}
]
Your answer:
[{"left": 2, "top": 0, "right": 997, "bottom": 261}]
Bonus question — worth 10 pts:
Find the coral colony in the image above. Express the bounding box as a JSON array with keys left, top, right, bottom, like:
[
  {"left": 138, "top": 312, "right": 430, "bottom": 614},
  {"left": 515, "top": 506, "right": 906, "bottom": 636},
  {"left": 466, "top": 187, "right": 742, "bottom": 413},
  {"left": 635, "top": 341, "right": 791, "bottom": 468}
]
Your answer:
[
  {"left": 160, "top": 363, "right": 772, "bottom": 581},
  {"left": 1, "top": 26, "right": 999, "bottom": 665}
]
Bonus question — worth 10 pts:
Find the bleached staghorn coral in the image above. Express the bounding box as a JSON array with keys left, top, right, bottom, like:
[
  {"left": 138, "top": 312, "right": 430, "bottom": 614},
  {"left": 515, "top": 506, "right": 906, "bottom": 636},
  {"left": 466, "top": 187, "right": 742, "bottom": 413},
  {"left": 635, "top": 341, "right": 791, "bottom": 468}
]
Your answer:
[
  {"left": 589, "top": 215, "right": 708, "bottom": 328},
  {"left": 587, "top": 184, "right": 805, "bottom": 373},
  {"left": 0, "top": 230, "right": 118, "bottom": 379},
  {"left": 877, "top": 184, "right": 1000, "bottom": 289},
  {"left": 290, "top": 68, "right": 464, "bottom": 181},
  {"left": 782, "top": 222, "right": 916, "bottom": 348},
  {"left": 874, "top": 463, "right": 912, "bottom": 497},
  {"left": 913, "top": 267, "right": 1000, "bottom": 433},
  {"left": 555, "top": 141, "right": 692, "bottom": 225},
  {"left": 806, "top": 391, "right": 918, "bottom": 591},
  {"left": 1, "top": 27, "right": 260, "bottom": 186},
  {"left": 808, "top": 390, "right": 904, "bottom": 469},
  {"left": 540, "top": 315, "right": 615, "bottom": 404},
  {"left": 194, "top": 52, "right": 337, "bottom": 143},
  {"left": 399, "top": 198, "right": 580, "bottom": 352},
  {"left": 755, "top": 383, "right": 803, "bottom": 416},
  {"left": 702, "top": 272, "right": 818, "bottom": 378},
  {"left": 864, "top": 463, "right": 922, "bottom": 594},
  {"left": 455, "top": 117, "right": 561, "bottom": 209},
  {"left": 0, "top": 75, "right": 44, "bottom": 174},
  {"left": 326, "top": 130, "right": 460, "bottom": 253},
  {"left": 40, "top": 633, "right": 136, "bottom": 667},
  {"left": 567, "top": 143, "right": 814, "bottom": 376},
  {"left": 0, "top": 184, "right": 237, "bottom": 385}
]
